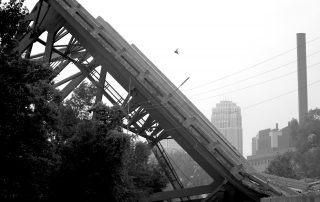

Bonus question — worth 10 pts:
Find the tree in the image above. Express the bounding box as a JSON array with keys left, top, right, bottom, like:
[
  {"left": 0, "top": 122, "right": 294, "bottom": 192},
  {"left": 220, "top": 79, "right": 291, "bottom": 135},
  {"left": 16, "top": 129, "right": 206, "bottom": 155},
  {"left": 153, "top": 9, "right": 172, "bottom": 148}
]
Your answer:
[
  {"left": 1, "top": 1, "right": 167, "bottom": 200},
  {"left": 128, "top": 142, "right": 168, "bottom": 197},
  {"left": 266, "top": 109, "right": 320, "bottom": 179},
  {"left": 296, "top": 109, "right": 320, "bottom": 152},
  {"left": 0, "top": 1, "right": 61, "bottom": 200},
  {"left": 51, "top": 82, "right": 168, "bottom": 201},
  {"left": 65, "top": 81, "right": 97, "bottom": 119},
  {"left": 265, "top": 152, "right": 299, "bottom": 179},
  {"left": 49, "top": 108, "right": 137, "bottom": 201},
  {"left": 294, "top": 108, "right": 320, "bottom": 178},
  {"left": 295, "top": 147, "right": 320, "bottom": 179},
  {"left": 0, "top": 0, "right": 29, "bottom": 54}
]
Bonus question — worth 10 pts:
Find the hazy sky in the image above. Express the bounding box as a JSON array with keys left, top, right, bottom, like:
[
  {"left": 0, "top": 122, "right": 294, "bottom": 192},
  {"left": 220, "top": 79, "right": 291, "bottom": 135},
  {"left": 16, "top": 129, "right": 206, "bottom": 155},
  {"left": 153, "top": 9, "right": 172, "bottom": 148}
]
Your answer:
[{"left": 24, "top": 0, "right": 320, "bottom": 157}]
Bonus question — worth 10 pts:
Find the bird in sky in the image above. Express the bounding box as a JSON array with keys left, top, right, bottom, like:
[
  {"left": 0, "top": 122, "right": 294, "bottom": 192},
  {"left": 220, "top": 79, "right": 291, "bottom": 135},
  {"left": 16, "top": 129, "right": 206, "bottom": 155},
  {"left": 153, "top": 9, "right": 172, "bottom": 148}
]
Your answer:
[{"left": 174, "top": 48, "right": 179, "bottom": 55}]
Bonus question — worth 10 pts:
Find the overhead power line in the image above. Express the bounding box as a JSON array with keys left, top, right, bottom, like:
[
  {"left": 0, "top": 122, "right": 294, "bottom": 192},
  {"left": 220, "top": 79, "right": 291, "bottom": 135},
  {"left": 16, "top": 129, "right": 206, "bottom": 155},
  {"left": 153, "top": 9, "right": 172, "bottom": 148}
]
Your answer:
[
  {"left": 190, "top": 60, "right": 296, "bottom": 97},
  {"left": 193, "top": 61, "right": 320, "bottom": 101},
  {"left": 189, "top": 48, "right": 320, "bottom": 97},
  {"left": 154, "top": 78, "right": 320, "bottom": 133},
  {"left": 126, "top": 43, "right": 320, "bottom": 109},
  {"left": 127, "top": 75, "right": 320, "bottom": 138},
  {"left": 242, "top": 78, "right": 320, "bottom": 110},
  {"left": 141, "top": 61, "right": 320, "bottom": 111},
  {"left": 186, "top": 36, "right": 320, "bottom": 92},
  {"left": 121, "top": 37, "right": 320, "bottom": 113}
]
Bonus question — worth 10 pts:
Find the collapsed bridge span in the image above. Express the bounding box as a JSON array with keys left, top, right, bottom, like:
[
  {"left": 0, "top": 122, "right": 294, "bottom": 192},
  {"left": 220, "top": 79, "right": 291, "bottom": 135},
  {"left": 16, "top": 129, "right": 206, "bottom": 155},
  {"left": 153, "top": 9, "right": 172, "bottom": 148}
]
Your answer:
[{"left": 18, "top": 0, "right": 304, "bottom": 201}]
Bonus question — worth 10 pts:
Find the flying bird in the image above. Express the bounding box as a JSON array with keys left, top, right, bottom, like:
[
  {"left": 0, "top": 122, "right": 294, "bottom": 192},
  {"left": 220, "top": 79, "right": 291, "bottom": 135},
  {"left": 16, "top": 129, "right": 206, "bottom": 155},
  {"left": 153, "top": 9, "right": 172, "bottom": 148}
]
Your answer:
[{"left": 174, "top": 48, "right": 179, "bottom": 55}]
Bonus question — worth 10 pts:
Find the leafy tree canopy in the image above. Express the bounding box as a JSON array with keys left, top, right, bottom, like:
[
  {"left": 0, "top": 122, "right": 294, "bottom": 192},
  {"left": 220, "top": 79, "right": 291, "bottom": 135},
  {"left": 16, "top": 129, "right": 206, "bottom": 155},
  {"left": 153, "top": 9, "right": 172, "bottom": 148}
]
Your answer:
[
  {"left": 50, "top": 109, "right": 137, "bottom": 201},
  {"left": 296, "top": 109, "right": 320, "bottom": 152},
  {"left": 0, "top": 1, "right": 61, "bottom": 200},
  {"left": 266, "top": 109, "right": 320, "bottom": 180},
  {"left": 0, "top": 1, "right": 168, "bottom": 199},
  {"left": 0, "top": 0, "right": 29, "bottom": 54},
  {"left": 265, "top": 152, "right": 299, "bottom": 179},
  {"left": 52, "top": 82, "right": 168, "bottom": 201},
  {"left": 65, "top": 81, "right": 97, "bottom": 119}
]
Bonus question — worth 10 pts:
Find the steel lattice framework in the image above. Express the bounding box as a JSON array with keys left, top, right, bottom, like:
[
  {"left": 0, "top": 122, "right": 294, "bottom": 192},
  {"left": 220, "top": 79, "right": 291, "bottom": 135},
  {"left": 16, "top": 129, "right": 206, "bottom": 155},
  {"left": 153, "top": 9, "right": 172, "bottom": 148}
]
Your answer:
[{"left": 17, "top": 0, "right": 305, "bottom": 201}]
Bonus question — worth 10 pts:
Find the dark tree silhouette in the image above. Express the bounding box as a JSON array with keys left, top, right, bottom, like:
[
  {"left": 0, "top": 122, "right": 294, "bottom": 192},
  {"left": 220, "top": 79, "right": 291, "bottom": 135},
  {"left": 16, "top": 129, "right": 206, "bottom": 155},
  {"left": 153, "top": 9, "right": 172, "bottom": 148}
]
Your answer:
[
  {"left": 0, "top": 1, "right": 61, "bottom": 200},
  {"left": 50, "top": 82, "right": 168, "bottom": 201}
]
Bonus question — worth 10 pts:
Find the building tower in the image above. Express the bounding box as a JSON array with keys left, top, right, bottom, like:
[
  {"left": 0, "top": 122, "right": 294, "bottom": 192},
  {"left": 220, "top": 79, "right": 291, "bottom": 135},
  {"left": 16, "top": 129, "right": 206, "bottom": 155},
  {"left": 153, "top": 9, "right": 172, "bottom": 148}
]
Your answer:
[
  {"left": 296, "top": 33, "right": 308, "bottom": 122},
  {"left": 211, "top": 101, "right": 243, "bottom": 154}
]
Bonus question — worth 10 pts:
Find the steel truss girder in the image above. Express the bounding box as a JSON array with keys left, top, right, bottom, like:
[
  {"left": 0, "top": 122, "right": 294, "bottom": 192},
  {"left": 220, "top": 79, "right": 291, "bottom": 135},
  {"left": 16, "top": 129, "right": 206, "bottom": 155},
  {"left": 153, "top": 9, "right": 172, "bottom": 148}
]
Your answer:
[
  {"left": 19, "top": 0, "right": 183, "bottom": 194},
  {"left": 17, "top": 0, "right": 302, "bottom": 201},
  {"left": 151, "top": 143, "right": 190, "bottom": 201},
  {"left": 149, "top": 184, "right": 216, "bottom": 201}
]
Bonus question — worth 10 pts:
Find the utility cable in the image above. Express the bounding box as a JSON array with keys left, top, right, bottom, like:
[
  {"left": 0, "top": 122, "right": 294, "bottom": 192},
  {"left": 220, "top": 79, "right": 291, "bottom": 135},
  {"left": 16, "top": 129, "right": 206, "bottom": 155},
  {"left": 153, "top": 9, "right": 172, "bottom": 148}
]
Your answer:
[
  {"left": 242, "top": 78, "right": 320, "bottom": 110},
  {"left": 193, "top": 61, "right": 320, "bottom": 102},
  {"left": 190, "top": 60, "right": 296, "bottom": 97},
  {"left": 189, "top": 48, "right": 320, "bottom": 97},
  {"left": 185, "top": 36, "right": 320, "bottom": 92},
  {"left": 132, "top": 47, "right": 320, "bottom": 109},
  {"left": 141, "top": 61, "right": 320, "bottom": 111},
  {"left": 147, "top": 78, "right": 320, "bottom": 133}
]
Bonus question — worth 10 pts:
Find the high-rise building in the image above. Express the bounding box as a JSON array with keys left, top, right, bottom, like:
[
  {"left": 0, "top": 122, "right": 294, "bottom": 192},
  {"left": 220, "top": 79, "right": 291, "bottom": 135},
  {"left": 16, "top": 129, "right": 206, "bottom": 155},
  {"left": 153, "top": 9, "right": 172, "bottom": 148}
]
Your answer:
[{"left": 211, "top": 101, "right": 243, "bottom": 154}]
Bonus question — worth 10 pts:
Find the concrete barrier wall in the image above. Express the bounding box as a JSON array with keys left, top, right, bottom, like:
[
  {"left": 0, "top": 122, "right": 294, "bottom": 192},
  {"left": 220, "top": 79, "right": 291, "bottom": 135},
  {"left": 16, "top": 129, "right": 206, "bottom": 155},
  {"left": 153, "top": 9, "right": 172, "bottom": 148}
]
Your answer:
[{"left": 261, "top": 193, "right": 320, "bottom": 202}]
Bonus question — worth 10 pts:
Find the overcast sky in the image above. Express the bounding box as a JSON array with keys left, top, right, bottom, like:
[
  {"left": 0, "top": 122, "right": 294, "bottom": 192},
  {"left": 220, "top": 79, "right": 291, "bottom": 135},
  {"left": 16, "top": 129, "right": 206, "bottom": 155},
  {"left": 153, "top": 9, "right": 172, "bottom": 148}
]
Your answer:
[{"left": 24, "top": 0, "right": 320, "bottom": 157}]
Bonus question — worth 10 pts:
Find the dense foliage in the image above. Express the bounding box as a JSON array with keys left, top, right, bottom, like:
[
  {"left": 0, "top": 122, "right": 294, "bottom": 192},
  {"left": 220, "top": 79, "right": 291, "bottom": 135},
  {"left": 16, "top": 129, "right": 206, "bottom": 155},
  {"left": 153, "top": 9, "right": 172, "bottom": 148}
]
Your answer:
[
  {"left": 50, "top": 106, "right": 137, "bottom": 201},
  {"left": 0, "top": 1, "right": 168, "bottom": 201},
  {"left": 0, "top": 50, "right": 61, "bottom": 200},
  {"left": 55, "top": 82, "right": 168, "bottom": 201},
  {"left": 128, "top": 142, "right": 168, "bottom": 196},
  {"left": 0, "top": 0, "right": 29, "bottom": 54},
  {"left": 265, "top": 152, "right": 298, "bottom": 179},
  {"left": 0, "top": 2, "right": 60, "bottom": 200},
  {"left": 266, "top": 109, "right": 320, "bottom": 180}
]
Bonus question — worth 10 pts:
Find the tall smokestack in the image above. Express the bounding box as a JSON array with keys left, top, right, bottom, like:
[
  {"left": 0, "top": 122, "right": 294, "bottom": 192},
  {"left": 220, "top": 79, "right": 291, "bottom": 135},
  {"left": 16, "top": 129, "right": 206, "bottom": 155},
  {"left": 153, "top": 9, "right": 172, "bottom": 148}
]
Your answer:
[{"left": 296, "top": 33, "right": 308, "bottom": 122}]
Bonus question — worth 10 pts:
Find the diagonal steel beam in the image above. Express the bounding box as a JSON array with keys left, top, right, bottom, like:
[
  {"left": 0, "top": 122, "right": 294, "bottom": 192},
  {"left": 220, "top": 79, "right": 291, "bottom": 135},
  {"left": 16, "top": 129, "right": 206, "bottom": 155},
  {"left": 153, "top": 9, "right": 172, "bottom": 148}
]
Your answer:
[{"left": 43, "top": 30, "right": 57, "bottom": 65}]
